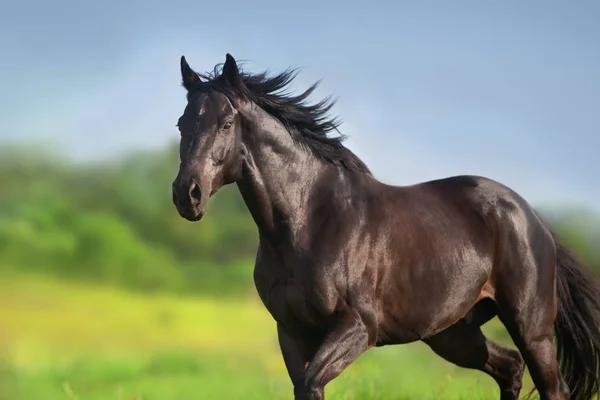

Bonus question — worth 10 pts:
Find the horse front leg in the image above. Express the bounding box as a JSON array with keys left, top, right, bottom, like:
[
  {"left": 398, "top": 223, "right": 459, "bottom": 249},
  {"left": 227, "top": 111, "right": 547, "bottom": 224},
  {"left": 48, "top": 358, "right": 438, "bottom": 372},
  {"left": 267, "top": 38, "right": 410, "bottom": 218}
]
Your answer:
[
  {"left": 277, "top": 323, "right": 323, "bottom": 399},
  {"left": 300, "top": 309, "right": 373, "bottom": 400}
]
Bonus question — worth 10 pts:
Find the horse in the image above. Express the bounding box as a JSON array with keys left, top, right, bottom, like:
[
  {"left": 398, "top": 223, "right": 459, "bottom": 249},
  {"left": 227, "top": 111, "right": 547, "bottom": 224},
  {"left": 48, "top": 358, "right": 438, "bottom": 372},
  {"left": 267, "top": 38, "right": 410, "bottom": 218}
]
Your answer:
[{"left": 171, "top": 53, "right": 600, "bottom": 400}]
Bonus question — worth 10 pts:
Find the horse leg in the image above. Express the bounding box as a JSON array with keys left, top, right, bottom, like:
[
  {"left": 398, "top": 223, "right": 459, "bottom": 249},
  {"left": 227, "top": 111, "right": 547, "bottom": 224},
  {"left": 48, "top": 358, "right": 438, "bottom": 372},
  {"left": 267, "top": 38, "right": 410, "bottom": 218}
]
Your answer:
[
  {"left": 292, "top": 309, "right": 372, "bottom": 400},
  {"left": 497, "top": 302, "right": 566, "bottom": 400},
  {"left": 277, "top": 323, "right": 323, "bottom": 400},
  {"left": 495, "top": 240, "right": 567, "bottom": 399},
  {"left": 424, "top": 321, "right": 525, "bottom": 399}
]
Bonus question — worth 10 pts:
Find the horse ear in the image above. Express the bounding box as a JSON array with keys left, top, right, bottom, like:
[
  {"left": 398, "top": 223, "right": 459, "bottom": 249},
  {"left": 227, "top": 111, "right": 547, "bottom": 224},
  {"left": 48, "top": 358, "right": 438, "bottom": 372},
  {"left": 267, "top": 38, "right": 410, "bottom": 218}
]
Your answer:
[
  {"left": 180, "top": 56, "right": 201, "bottom": 91},
  {"left": 222, "top": 53, "right": 242, "bottom": 89}
]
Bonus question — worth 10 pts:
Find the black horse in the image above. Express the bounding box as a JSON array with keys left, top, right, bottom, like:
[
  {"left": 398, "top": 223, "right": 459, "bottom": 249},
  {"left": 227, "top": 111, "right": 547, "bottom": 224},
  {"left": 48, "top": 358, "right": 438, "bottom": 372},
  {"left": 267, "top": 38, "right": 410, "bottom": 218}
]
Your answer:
[{"left": 171, "top": 53, "right": 600, "bottom": 400}]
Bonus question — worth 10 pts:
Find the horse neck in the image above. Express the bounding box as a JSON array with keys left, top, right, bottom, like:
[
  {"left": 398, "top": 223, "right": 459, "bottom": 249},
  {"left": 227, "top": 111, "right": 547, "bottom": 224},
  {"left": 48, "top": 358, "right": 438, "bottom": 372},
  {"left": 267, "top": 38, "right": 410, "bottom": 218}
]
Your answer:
[{"left": 236, "top": 107, "right": 339, "bottom": 245}]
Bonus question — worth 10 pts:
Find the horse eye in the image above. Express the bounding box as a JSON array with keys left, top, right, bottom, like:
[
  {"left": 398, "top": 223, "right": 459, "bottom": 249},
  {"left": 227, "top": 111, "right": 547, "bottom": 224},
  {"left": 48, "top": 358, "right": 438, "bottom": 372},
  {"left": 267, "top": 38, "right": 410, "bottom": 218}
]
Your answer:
[{"left": 222, "top": 121, "right": 233, "bottom": 130}]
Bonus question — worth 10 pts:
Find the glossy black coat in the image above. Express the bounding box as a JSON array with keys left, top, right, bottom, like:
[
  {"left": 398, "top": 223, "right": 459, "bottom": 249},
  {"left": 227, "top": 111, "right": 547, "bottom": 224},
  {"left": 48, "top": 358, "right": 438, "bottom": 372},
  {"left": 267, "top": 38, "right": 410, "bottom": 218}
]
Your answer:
[{"left": 172, "top": 54, "right": 600, "bottom": 400}]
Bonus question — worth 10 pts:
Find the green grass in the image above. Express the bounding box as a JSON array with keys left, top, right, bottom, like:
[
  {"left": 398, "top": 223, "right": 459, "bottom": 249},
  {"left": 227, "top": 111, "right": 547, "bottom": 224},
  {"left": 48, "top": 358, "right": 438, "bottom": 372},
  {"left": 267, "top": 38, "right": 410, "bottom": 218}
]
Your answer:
[{"left": 0, "top": 271, "right": 534, "bottom": 399}]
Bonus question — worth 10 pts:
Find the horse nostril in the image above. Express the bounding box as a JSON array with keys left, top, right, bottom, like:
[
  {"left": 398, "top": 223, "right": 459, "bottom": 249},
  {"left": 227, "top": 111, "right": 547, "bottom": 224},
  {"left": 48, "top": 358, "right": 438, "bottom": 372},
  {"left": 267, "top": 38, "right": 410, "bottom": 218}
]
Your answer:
[{"left": 189, "top": 182, "right": 202, "bottom": 204}]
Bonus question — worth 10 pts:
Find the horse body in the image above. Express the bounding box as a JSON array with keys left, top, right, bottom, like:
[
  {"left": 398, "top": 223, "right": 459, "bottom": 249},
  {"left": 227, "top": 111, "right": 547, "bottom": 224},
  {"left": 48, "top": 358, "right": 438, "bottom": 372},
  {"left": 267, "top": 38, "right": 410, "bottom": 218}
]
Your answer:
[
  {"left": 251, "top": 165, "right": 553, "bottom": 340},
  {"left": 172, "top": 54, "right": 600, "bottom": 400},
  {"left": 375, "top": 176, "right": 497, "bottom": 343}
]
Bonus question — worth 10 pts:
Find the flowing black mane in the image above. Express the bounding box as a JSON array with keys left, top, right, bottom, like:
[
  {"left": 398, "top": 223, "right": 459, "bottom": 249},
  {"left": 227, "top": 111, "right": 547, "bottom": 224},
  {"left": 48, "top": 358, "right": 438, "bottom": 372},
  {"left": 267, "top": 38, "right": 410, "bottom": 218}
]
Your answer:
[{"left": 188, "top": 63, "right": 371, "bottom": 174}]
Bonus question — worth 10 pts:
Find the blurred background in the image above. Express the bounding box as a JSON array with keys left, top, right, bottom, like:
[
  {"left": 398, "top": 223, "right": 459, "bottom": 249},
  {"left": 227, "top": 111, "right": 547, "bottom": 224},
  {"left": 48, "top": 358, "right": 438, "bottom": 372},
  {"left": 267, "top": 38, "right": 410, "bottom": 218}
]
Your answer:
[{"left": 1, "top": 1, "right": 599, "bottom": 399}]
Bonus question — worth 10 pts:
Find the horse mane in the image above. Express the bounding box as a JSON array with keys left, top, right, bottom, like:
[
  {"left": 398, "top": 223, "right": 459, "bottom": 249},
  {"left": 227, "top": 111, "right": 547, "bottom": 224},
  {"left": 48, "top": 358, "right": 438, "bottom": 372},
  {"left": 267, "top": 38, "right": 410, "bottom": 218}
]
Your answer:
[{"left": 190, "top": 63, "right": 372, "bottom": 175}]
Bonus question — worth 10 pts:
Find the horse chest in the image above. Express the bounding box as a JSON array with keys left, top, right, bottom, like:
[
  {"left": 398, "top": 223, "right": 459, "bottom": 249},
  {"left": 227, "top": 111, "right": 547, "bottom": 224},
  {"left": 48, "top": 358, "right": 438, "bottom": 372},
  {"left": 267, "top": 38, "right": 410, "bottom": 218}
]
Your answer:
[{"left": 254, "top": 268, "right": 329, "bottom": 329}]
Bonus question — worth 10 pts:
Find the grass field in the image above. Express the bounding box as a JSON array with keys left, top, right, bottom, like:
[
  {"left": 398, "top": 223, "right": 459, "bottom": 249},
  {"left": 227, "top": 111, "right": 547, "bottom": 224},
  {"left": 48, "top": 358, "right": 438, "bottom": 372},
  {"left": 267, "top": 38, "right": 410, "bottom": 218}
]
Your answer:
[{"left": 0, "top": 271, "right": 536, "bottom": 400}]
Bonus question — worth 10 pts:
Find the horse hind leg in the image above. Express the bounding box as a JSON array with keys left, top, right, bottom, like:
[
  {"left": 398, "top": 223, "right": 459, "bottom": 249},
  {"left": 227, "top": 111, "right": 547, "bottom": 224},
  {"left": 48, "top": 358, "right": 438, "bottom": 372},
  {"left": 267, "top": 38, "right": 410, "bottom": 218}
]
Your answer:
[
  {"left": 423, "top": 316, "right": 525, "bottom": 400},
  {"left": 496, "top": 294, "right": 566, "bottom": 400},
  {"left": 424, "top": 300, "right": 525, "bottom": 400},
  {"left": 494, "top": 239, "right": 568, "bottom": 399}
]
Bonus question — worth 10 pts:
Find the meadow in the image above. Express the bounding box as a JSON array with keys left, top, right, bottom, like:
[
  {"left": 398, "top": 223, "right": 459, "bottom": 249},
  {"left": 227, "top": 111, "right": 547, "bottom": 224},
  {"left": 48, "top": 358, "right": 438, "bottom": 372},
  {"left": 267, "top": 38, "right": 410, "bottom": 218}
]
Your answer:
[{"left": 0, "top": 270, "right": 539, "bottom": 400}]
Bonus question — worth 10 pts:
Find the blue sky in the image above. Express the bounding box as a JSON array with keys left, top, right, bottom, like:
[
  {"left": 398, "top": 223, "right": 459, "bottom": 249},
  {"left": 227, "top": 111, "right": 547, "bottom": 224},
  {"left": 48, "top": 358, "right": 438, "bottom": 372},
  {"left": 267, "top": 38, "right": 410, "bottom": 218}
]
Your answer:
[{"left": 1, "top": 1, "right": 599, "bottom": 211}]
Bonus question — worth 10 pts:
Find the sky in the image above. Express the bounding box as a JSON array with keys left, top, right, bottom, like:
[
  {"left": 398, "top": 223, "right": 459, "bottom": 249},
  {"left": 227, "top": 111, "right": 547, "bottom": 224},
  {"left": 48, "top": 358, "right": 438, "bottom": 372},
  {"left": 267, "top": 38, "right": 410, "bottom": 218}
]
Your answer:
[{"left": 1, "top": 0, "right": 599, "bottom": 211}]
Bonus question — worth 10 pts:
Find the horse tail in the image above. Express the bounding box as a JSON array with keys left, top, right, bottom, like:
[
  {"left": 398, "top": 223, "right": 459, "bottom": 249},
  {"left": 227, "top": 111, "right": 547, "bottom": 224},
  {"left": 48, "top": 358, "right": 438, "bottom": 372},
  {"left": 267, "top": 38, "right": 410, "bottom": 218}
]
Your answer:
[{"left": 553, "top": 233, "right": 600, "bottom": 400}]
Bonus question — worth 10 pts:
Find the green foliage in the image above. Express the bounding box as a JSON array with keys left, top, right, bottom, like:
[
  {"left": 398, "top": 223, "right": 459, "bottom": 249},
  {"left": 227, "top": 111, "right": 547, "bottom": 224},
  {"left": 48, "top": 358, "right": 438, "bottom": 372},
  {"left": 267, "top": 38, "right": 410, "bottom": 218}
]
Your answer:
[
  {"left": 0, "top": 142, "right": 598, "bottom": 296},
  {"left": 0, "top": 143, "right": 256, "bottom": 295}
]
